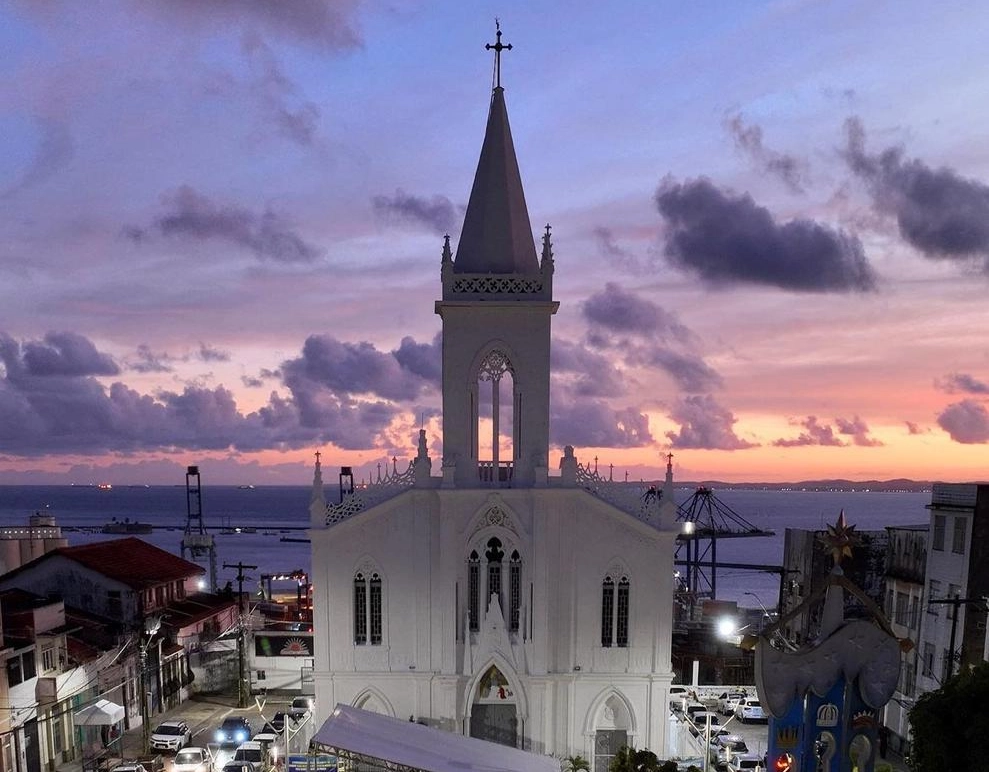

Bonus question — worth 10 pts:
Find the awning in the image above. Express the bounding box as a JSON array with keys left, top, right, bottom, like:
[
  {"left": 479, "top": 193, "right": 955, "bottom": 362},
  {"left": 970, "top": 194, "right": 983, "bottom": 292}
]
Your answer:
[
  {"left": 311, "top": 704, "right": 558, "bottom": 772},
  {"left": 73, "top": 699, "right": 126, "bottom": 726}
]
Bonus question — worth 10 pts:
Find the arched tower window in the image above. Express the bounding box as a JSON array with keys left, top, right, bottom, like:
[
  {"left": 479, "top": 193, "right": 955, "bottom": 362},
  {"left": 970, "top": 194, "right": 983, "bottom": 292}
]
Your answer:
[
  {"left": 354, "top": 571, "right": 383, "bottom": 646},
  {"left": 475, "top": 349, "right": 516, "bottom": 483},
  {"left": 601, "top": 574, "right": 630, "bottom": 648}
]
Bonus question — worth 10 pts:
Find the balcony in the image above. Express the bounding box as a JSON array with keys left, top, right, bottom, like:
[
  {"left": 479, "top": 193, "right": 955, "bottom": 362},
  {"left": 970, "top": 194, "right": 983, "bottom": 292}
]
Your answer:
[{"left": 477, "top": 461, "right": 514, "bottom": 486}]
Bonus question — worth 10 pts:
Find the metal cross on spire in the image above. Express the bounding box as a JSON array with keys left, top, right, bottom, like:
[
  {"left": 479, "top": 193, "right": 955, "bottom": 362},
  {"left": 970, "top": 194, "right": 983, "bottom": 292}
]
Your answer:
[{"left": 486, "top": 18, "right": 512, "bottom": 89}]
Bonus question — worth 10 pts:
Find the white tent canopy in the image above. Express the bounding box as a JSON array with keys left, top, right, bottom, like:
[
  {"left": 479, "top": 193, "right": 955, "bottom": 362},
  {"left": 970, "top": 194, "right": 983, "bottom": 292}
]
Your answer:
[
  {"left": 73, "top": 699, "right": 126, "bottom": 726},
  {"left": 311, "top": 704, "right": 558, "bottom": 772}
]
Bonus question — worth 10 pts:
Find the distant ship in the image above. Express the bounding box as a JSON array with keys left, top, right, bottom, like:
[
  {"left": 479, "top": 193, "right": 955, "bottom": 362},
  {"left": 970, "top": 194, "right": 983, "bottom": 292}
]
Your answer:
[
  {"left": 238, "top": 485, "right": 256, "bottom": 490},
  {"left": 97, "top": 483, "right": 113, "bottom": 490},
  {"left": 101, "top": 518, "right": 152, "bottom": 534}
]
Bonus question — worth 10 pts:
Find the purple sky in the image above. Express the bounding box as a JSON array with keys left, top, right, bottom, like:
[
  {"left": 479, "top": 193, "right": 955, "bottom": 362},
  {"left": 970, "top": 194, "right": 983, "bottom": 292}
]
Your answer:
[{"left": 2, "top": 2, "right": 989, "bottom": 486}]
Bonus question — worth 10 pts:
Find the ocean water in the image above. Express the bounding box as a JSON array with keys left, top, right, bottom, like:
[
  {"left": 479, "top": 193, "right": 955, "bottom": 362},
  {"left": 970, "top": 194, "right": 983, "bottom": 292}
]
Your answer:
[{"left": 0, "top": 485, "right": 930, "bottom": 607}]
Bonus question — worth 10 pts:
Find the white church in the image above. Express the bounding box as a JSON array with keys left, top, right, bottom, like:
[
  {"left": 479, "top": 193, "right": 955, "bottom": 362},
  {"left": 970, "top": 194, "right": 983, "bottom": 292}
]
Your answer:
[{"left": 309, "top": 29, "right": 681, "bottom": 767}]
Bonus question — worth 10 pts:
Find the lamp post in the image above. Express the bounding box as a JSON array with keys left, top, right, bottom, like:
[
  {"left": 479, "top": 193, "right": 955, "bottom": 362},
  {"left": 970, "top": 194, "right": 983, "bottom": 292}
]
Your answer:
[
  {"left": 224, "top": 561, "right": 258, "bottom": 708},
  {"left": 139, "top": 615, "right": 163, "bottom": 753}
]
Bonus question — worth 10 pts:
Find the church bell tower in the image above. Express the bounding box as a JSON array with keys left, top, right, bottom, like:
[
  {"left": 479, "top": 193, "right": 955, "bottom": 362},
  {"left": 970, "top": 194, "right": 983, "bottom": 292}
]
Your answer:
[{"left": 434, "top": 24, "right": 558, "bottom": 489}]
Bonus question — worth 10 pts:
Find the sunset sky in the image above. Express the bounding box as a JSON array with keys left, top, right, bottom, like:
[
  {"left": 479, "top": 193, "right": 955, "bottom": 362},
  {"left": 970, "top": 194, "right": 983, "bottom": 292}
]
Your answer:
[{"left": 2, "top": 1, "right": 988, "bottom": 486}]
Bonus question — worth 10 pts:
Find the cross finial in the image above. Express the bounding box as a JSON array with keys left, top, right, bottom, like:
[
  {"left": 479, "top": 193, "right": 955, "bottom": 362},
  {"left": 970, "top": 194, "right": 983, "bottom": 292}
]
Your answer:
[
  {"left": 485, "top": 19, "right": 512, "bottom": 89},
  {"left": 314, "top": 450, "right": 321, "bottom": 463}
]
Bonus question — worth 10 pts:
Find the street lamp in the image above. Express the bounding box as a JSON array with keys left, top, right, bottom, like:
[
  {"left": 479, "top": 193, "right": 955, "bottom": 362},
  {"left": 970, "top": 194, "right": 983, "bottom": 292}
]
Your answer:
[{"left": 140, "top": 615, "right": 163, "bottom": 753}]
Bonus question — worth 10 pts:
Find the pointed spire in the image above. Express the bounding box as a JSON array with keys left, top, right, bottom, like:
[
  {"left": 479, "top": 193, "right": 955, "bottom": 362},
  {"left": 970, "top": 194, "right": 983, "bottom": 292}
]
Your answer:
[
  {"left": 659, "top": 451, "right": 677, "bottom": 525},
  {"left": 454, "top": 25, "right": 538, "bottom": 276},
  {"left": 308, "top": 449, "right": 327, "bottom": 525}
]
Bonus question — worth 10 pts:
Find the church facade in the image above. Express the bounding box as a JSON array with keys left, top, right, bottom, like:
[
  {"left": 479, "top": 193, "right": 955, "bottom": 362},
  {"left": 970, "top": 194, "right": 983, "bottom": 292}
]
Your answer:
[{"left": 309, "top": 32, "right": 680, "bottom": 766}]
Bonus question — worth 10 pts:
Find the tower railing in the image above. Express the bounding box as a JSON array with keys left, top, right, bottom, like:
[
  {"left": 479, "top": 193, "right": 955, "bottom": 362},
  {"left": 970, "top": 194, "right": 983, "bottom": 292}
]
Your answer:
[{"left": 477, "top": 460, "right": 514, "bottom": 485}]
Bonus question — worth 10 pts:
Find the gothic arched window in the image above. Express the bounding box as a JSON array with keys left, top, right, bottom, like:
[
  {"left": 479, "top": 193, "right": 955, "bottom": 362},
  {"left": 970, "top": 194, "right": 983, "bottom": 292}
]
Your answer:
[
  {"left": 353, "top": 571, "right": 383, "bottom": 646},
  {"left": 486, "top": 537, "right": 504, "bottom": 614},
  {"left": 468, "top": 551, "right": 480, "bottom": 632},
  {"left": 509, "top": 550, "right": 522, "bottom": 632},
  {"left": 475, "top": 349, "right": 516, "bottom": 482},
  {"left": 601, "top": 574, "right": 630, "bottom": 648}
]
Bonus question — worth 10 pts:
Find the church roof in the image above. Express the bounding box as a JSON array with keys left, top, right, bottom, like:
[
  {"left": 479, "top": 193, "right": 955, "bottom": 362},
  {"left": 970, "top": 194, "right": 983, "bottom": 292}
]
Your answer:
[
  {"left": 312, "top": 703, "right": 558, "bottom": 772},
  {"left": 454, "top": 86, "right": 539, "bottom": 275}
]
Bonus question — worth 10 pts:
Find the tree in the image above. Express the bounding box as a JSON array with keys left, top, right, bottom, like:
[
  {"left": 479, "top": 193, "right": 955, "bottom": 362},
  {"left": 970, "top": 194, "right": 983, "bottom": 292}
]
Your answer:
[
  {"left": 908, "top": 660, "right": 989, "bottom": 772},
  {"left": 608, "top": 747, "right": 671, "bottom": 772},
  {"left": 561, "top": 756, "right": 590, "bottom": 772}
]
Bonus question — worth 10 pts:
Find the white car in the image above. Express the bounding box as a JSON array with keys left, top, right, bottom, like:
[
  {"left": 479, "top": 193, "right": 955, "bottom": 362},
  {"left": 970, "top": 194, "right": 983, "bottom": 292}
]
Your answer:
[
  {"left": 688, "top": 710, "right": 721, "bottom": 737},
  {"left": 232, "top": 741, "right": 269, "bottom": 772},
  {"left": 717, "top": 690, "right": 747, "bottom": 715},
  {"left": 726, "top": 752, "right": 764, "bottom": 772},
  {"left": 734, "top": 697, "right": 766, "bottom": 723},
  {"left": 149, "top": 719, "right": 192, "bottom": 752},
  {"left": 669, "top": 686, "right": 691, "bottom": 711},
  {"left": 173, "top": 747, "right": 214, "bottom": 772}
]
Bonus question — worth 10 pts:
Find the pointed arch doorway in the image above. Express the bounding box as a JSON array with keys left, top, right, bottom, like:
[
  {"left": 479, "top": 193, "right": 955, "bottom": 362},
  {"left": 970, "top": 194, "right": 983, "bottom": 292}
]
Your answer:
[{"left": 469, "top": 665, "right": 518, "bottom": 747}]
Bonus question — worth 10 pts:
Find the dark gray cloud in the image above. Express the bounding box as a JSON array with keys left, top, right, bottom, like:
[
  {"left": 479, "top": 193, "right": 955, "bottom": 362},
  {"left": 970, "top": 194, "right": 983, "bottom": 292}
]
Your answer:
[
  {"left": 148, "top": 0, "right": 363, "bottom": 51},
  {"left": 592, "top": 226, "right": 655, "bottom": 274},
  {"left": 582, "top": 283, "right": 691, "bottom": 340},
  {"left": 635, "top": 347, "right": 722, "bottom": 393},
  {"left": 937, "top": 399, "right": 989, "bottom": 443},
  {"left": 19, "top": 332, "right": 119, "bottom": 377},
  {"left": 551, "top": 339, "right": 626, "bottom": 399},
  {"left": 773, "top": 416, "right": 844, "bottom": 447},
  {"left": 130, "top": 344, "right": 174, "bottom": 374},
  {"left": 936, "top": 372, "right": 989, "bottom": 395},
  {"left": 392, "top": 334, "right": 442, "bottom": 385},
  {"left": 834, "top": 415, "right": 883, "bottom": 447},
  {"left": 198, "top": 343, "right": 231, "bottom": 363},
  {"left": 140, "top": 185, "right": 322, "bottom": 263},
  {"left": 905, "top": 421, "right": 924, "bottom": 435},
  {"left": 550, "top": 401, "right": 652, "bottom": 448},
  {"left": 241, "top": 375, "right": 264, "bottom": 388},
  {"left": 372, "top": 189, "right": 459, "bottom": 235},
  {"left": 664, "top": 394, "right": 757, "bottom": 450},
  {"left": 844, "top": 118, "right": 989, "bottom": 265},
  {"left": 242, "top": 33, "right": 321, "bottom": 146},
  {"left": 655, "top": 176, "right": 877, "bottom": 292},
  {"left": 281, "top": 334, "right": 437, "bottom": 403},
  {"left": 0, "top": 331, "right": 412, "bottom": 455},
  {"left": 725, "top": 114, "right": 806, "bottom": 193}
]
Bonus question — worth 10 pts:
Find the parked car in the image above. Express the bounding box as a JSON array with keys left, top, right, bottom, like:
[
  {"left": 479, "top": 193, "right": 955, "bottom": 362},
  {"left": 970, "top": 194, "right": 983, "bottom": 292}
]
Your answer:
[
  {"left": 149, "top": 720, "right": 193, "bottom": 753},
  {"left": 289, "top": 696, "right": 313, "bottom": 720},
  {"left": 717, "top": 690, "right": 747, "bottom": 715},
  {"left": 267, "top": 712, "right": 287, "bottom": 733},
  {"left": 726, "top": 752, "right": 764, "bottom": 772},
  {"left": 215, "top": 717, "right": 253, "bottom": 748},
  {"left": 688, "top": 710, "right": 721, "bottom": 737},
  {"left": 669, "top": 685, "right": 691, "bottom": 711},
  {"left": 221, "top": 763, "right": 254, "bottom": 772},
  {"left": 684, "top": 702, "right": 709, "bottom": 723},
  {"left": 173, "top": 747, "right": 213, "bottom": 772},
  {"left": 253, "top": 723, "right": 281, "bottom": 745},
  {"left": 231, "top": 741, "right": 269, "bottom": 772},
  {"left": 111, "top": 764, "right": 148, "bottom": 772},
  {"left": 711, "top": 737, "right": 749, "bottom": 770},
  {"left": 734, "top": 698, "right": 766, "bottom": 723}
]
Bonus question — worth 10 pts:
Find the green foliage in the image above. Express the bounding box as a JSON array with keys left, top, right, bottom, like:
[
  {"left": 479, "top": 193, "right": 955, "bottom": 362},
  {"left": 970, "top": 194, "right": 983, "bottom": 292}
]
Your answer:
[
  {"left": 908, "top": 661, "right": 989, "bottom": 772},
  {"left": 608, "top": 747, "right": 663, "bottom": 772},
  {"left": 561, "top": 756, "right": 591, "bottom": 772}
]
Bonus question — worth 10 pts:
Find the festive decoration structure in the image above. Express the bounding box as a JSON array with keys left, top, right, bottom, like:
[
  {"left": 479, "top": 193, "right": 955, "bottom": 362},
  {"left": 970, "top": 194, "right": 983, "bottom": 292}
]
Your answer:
[{"left": 748, "top": 512, "right": 904, "bottom": 771}]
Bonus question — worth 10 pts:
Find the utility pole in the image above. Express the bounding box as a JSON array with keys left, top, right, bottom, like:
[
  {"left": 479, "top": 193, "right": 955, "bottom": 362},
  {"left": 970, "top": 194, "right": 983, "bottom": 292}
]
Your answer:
[
  {"left": 225, "top": 561, "right": 258, "bottom": 708},
  {"left": 928, "top": 595, "right": 989, "bottom": 680}
]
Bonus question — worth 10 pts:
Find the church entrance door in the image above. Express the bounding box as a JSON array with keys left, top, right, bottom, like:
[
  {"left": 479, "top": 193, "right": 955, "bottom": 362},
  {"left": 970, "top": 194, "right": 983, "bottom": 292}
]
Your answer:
[
  {"left": 470, "top": 704, "right": 517, "bottom": 747},
  {"left": 470, "top": 665, "right": 518, "bottom": 747}
]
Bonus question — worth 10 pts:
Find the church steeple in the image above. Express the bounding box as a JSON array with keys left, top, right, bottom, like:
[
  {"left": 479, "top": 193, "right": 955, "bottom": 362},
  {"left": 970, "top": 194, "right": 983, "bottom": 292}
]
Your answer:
[
  {"left": 435, "top": 24, "right": 559, "bottom": 489},
  {"left": 453, "top": 24, "right": 538, "bottom": 276}
]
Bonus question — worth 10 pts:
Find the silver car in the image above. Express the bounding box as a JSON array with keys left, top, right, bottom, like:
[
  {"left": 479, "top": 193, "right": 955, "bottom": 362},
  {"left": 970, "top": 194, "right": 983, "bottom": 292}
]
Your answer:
[
  {"left": 734, "top": 697, "right": 766, "bottom": 723},
  {"left": 173, "top": 747, "right": 213, "bottom": 772}
]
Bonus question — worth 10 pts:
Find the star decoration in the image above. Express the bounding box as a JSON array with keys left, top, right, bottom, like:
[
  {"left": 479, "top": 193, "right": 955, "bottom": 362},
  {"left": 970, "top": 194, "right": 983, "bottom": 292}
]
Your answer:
[{"left": 820, "top": 509, "right": 860, "bottom": 566}]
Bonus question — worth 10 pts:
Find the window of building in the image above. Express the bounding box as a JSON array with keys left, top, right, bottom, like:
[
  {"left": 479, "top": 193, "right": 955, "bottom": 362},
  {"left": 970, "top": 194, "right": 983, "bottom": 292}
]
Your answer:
[
  {"left": 509, "top": 551, "right": 521, "bottom": 632},
  {"left": 52, "top": 716, "right": 64, "bottom": 754},
  {"left": 952, "top": 517, "right": 966, "bottom": 554},
  {"left": 41, "top": 646, "right": 56, "bottom": 672},
  {"left": 901, "top": 660, "right": 916, "bottom": 697},
  {"left": 6, "top": 655, "right": 22, "bottom": 687},
  {"left": 352, "top": 571, "right": 383, "bottom": 646},
  {"left": 468, "top": 551, "right": 480, "bottom": 632},
  {"left": 594, "top": 729, "right": 628, "bottom": 772},
  {"left": 486, "top": 538, "right": 504, "bottom": 614},
  {"left": 927, "top": 580, "right": 941, "bottom": 614},
  {"left": 909, "top": 595, "right": 920, "bottom": 630},
  {"left": 895, "top": 592, "right": 908, "bottom": 626},
  {"left": 947, "top": 584, "right": 961, "bottom": 620},
  {"left": 601, "top": 574, "right": 630, "bottom": 648},
  {"left": 932, "top": 515, "right": 945, "bottom": 551},
  {"left": 941, "top": 648, "right": 952, "bottom": 682},
  {"left": 922, "top": 642, "right": 934, "bottom": 676},
  {"left": 22, "top": 651, "right": 35, "bottom": 680},
  {"left": 107, "top": 590, "right": 122, "bottom": 618}
]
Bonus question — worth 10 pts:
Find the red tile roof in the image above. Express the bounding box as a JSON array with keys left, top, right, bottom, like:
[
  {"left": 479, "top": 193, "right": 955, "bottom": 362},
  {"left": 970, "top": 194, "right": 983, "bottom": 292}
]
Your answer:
[{"left": 56, "top": 537, "right": 203, "bottom": 589}]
